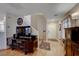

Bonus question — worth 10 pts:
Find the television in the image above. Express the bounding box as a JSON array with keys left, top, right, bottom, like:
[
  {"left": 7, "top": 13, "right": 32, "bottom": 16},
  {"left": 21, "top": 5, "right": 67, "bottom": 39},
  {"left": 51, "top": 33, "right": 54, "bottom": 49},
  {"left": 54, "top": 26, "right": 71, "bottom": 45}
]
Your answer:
[
  {"left": 16, "top": 26, "right": 31, "bottom": 37},
  {"left": 71, "top": 27, "right": 79, "bottom": 43}
]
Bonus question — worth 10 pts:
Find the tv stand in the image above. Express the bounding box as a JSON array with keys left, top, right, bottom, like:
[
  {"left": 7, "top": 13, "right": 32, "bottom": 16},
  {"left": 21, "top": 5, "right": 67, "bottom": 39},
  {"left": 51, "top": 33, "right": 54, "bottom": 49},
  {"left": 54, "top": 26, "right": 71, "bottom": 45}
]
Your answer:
[{"left": 11, "top": 35, "right": 38, "bottom": 54}]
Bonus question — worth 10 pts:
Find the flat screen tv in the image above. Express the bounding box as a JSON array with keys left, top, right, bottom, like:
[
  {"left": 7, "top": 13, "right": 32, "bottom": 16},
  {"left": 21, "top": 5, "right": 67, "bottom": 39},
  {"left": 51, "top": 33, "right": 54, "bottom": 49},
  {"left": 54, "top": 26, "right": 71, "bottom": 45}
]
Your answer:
[
  {"left": 71, "top": 27, "right": 79, "bottom": 43},
  {"left": 16, "top": 26, "right": 31, "bottom": 36}
]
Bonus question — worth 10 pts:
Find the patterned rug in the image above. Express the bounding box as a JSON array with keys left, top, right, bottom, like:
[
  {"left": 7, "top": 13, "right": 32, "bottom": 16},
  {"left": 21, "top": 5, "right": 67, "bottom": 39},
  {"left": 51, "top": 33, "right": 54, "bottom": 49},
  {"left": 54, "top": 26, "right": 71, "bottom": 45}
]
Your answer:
[{"left": 39, "top": 41, "right": 50, "bottom": 50}]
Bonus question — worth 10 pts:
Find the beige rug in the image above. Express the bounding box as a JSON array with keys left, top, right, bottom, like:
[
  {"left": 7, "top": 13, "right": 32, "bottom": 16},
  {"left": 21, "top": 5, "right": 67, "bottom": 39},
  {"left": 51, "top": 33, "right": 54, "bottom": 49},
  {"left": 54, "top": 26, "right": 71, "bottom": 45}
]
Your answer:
[{"left": 39, "top": 41, "right": 50, "bottom": 50}]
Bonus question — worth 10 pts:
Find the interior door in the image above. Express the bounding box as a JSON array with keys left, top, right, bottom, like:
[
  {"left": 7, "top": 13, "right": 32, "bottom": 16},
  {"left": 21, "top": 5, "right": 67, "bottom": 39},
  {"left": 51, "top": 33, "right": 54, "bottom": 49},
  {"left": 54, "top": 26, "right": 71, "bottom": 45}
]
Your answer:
[{"left": 47, "top": 22, "right": 57, "bottom": 40}]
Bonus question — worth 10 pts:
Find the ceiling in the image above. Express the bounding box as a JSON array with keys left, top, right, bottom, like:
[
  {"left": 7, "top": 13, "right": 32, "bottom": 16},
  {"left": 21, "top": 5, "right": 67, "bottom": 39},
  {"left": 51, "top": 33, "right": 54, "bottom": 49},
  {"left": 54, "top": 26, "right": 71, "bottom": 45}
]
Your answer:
[{"left": 0, "top": 3, "right": 77, "bottom": 20}]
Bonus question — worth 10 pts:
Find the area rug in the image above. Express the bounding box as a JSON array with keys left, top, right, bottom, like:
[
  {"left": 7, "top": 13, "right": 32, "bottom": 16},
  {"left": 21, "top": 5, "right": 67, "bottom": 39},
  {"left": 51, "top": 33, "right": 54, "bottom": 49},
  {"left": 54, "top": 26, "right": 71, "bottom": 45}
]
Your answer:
[
  {"left": 39, "top": 41, "right": 50, "bottom": 50},
  {"left": 48, "top": 39, "right": 58, "bottom": 42}
]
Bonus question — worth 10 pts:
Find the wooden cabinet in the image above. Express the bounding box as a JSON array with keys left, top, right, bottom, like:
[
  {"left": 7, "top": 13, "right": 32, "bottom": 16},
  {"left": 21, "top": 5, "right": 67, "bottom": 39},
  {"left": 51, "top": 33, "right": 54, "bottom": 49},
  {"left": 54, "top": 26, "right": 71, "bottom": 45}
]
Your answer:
[
  {"left": 65, "top": 28, "right": 72, "bottom": 56},
  {"left": 65, "top": 27, "right": 79, "bottom": 56},
  {"left": 72, "top": 42, "right": 79, "bottom": 56},
  {"left": 65, "top": 39, "right": 73, "bottom": 56},
  {"left": 65, "top": 38, "right": 79, "bottom": 56}
]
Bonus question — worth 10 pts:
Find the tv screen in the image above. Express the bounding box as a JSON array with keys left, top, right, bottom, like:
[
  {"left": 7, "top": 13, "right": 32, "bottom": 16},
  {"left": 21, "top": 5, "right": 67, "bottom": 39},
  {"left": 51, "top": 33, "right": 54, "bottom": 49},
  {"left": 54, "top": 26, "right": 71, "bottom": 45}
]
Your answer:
[
  {"left": 25, "top": 27, "right": 31, "bottom": 35},
  {"left": 16, "top": 26, "right": 31, "bottom": 36}
]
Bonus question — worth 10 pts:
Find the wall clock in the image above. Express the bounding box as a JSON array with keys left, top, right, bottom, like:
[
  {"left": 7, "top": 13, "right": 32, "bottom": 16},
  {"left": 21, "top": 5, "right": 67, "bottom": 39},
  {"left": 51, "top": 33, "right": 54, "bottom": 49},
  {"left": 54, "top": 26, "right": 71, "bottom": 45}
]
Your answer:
[{"left": 17, "top": 18, "right": 23, "bottom": 25}]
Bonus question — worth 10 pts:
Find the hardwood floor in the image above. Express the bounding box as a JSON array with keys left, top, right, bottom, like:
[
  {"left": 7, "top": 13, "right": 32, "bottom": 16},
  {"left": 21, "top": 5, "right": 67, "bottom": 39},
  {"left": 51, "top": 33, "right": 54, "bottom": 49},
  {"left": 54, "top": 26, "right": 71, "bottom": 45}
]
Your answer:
[{"left": 0, "top": 40, "right": 65, "bottom": 56}]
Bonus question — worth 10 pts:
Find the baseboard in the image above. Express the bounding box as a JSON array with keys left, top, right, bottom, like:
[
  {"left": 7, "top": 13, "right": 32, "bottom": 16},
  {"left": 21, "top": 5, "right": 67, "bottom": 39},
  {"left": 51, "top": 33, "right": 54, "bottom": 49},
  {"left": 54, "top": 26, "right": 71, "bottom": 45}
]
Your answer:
[{"left": 0, "top": 48, "right": 10, "bottom": 51}]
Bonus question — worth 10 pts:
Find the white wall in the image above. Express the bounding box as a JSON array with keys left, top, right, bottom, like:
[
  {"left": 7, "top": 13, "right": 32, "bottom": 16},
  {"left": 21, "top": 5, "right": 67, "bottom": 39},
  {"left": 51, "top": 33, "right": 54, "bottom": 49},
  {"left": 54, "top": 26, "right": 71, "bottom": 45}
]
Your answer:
[
  {"left": 47, "top": 21, "right": 59, "bottom": 40},
  {"left": 23, "top": 15, "right": 31, "bottom": 26},
  {"left": 6, "top": 15, "right": 17, "bottom": 37},
  {"left": 76, "top": 19, "right": 79, "bottom": 26},
  {"left": 0, "top": 14, "right": 7, "bottom": 50}
]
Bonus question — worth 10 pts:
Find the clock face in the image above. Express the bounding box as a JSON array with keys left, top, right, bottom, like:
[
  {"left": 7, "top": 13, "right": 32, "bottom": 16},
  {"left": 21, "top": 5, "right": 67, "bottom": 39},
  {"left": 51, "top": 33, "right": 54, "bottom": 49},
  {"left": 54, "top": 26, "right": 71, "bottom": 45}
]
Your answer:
[{"left": 17, "top": 18, "right": 23, "bottom": 25}]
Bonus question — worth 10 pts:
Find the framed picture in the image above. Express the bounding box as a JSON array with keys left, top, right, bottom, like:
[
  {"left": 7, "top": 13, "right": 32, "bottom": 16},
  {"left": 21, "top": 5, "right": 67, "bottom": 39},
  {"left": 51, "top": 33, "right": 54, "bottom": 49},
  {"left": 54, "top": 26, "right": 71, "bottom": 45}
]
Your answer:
[{"left": 17, "top": 18, "right": 23, "bottom": 25}]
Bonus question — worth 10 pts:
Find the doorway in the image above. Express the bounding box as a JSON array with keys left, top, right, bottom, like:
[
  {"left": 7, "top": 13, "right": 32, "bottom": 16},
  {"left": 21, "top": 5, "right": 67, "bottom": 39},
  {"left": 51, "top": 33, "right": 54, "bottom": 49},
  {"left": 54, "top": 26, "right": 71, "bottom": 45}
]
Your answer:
[{"left": 47, "top": 22, "right": 58, "bottom": 40}]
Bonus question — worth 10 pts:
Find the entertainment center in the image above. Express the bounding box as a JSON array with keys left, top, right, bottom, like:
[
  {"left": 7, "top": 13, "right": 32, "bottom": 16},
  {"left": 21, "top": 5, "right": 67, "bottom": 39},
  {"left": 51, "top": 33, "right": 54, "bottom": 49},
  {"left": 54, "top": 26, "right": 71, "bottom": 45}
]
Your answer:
[{"left": 8, "top": 26, "right": 38, "bottom": 54}]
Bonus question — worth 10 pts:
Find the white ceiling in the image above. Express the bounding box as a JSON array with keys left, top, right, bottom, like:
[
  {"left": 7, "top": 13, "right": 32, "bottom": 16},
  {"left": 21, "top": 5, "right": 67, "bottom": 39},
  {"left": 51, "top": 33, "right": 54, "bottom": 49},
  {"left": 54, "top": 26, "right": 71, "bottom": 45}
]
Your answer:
[{"left": 0, "top": 3, "right": 77, "bottom": 20}]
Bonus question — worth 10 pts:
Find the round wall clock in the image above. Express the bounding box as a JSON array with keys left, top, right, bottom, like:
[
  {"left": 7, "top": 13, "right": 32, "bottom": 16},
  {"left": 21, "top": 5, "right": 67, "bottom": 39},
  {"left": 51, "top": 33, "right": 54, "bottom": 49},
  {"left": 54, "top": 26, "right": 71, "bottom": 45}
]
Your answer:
[{"left": 17, "top": 18, "right": 23, "bottom": 25}]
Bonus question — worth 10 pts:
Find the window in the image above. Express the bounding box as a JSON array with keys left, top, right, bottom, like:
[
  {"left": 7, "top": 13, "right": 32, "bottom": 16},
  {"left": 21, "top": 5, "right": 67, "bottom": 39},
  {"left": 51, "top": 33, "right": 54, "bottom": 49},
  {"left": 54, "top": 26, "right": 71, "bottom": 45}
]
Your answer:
[
  {"left": 61, "top": 17, "right": 71, "bottom": 39},
  {"left": 0, "top": 22, "right": 4, "bottom": 32},
  {"left": 63, "top": 19, "right": 68, "bottom": 28},
  {"left": 63, "top": 17, "right": 71, "bottom": 28}
]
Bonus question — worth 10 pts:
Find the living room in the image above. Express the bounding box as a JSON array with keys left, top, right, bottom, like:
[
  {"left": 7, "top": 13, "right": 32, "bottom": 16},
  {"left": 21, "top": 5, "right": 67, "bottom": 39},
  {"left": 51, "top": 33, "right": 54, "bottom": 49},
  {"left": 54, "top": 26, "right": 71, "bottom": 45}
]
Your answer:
[{"left": 0, "top": 3, "right": 79, "bottom": 56}]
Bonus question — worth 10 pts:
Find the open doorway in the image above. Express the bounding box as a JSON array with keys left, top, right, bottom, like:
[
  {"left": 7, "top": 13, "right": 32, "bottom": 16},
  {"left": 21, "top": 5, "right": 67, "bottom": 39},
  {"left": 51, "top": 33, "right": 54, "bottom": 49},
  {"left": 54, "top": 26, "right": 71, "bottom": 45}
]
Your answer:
[{"left": 47, "top": 21, "right": 59, "bottom": 41}]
